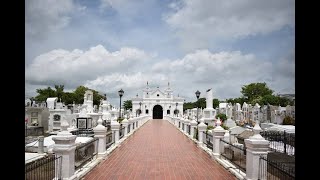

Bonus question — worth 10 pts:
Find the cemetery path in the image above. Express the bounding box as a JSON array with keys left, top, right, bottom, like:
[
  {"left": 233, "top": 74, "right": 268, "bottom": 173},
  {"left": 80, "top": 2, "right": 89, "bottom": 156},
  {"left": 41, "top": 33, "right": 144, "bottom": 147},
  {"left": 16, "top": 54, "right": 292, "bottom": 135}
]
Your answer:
[{"left": 83, "top": 119, "right": 236, "bottom": 180}]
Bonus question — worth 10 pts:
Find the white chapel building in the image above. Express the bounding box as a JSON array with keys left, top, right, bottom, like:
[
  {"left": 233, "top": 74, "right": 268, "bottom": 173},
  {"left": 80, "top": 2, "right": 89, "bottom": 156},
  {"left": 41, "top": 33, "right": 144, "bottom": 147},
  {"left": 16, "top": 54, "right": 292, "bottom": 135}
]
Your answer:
[{"left": 132, "top": 82, "right": 184, "bottom": 119}]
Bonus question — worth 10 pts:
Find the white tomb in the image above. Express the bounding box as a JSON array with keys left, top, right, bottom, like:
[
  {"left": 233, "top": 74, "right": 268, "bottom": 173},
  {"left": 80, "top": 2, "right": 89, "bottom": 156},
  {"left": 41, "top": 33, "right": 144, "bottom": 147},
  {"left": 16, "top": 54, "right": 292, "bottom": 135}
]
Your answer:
[
  {"left": 47, "top": 97, "right": 67, "bottom": 132},
  {"left": 202, "top": 88, "right": 216, "bottom": 123}
]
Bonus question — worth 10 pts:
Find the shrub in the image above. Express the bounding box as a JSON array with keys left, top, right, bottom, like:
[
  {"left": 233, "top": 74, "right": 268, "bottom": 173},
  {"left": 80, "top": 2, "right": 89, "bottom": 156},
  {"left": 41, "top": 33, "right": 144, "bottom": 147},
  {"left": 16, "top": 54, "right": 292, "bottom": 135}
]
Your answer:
[
  {"left": 117, "top": 117, "right": 124, "bottom": 123},
  {"left": 221, "top": 124, "right": 229, "bottom": 130},
  {"left": 215, "top": 113, "right": 227, "bottom": 122},
  {"left": 207, "top": 125, "right": 214, "bottom": 130},
  {"left": 282, "top": 116, "right": 295, "bottom": 125}
]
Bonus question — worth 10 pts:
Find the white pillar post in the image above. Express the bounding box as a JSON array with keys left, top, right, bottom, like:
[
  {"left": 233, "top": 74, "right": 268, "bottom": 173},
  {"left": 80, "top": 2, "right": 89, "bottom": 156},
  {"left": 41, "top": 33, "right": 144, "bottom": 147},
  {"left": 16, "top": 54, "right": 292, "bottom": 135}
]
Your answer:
[
  {"left": 122, "top": 118, "right": 129, "bottom": 137},
  {"left": 197, "top": 118, "right": 207, "bottom": 146},
  {"left": 52, "top": 121, "right": 77, "bottom": 180},
  {"left": 245, "top": 124, "right": 269, "bottom": 180},
  {"left": 190, "top": 119, "right": 197, "bottom": 138},
  {"left": 93, "top": 116, "right": 107, "bottom": 156},
  {"left": 212, "top": 118, "right": 226, "bottom": 158},
  {"left": 111, "top": 120, "right": 120, "bottom": 144}
]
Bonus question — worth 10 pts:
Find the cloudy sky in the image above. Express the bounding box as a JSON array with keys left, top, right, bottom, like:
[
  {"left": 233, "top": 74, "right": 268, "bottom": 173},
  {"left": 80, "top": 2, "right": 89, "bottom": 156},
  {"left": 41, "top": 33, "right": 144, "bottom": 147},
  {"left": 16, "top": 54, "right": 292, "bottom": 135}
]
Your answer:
[{"left": 25, "top": 0, "right": 295, "bottom": 106}]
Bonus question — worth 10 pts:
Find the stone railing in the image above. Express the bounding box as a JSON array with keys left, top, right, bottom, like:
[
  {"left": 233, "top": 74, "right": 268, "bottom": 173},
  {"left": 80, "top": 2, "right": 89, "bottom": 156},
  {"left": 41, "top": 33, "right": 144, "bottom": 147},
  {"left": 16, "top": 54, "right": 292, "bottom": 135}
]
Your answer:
[
  {"left": 50, "top": 115, "right": 151, "bottom": 179},
  {"left": 164, "top": 115, "right": 271, "bottom": 180}
]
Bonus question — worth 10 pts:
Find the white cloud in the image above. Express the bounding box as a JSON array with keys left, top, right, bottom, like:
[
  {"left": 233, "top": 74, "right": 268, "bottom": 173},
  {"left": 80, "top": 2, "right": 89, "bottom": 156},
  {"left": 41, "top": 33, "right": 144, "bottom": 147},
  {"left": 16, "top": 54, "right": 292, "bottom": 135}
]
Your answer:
[
  {"left": 150, "top": 50, "right": 275, "bottom": 100},
  {"left": 25, "top": 0, "right": 82, "bottom": 39},
  {"left": 165, "top": 0, "right": 295, "bottom": 51},
  {"left": 99, "top": 0, "right": 155, "bottom": 17},
  {"left": 25, "top": 45, "right": 294, "bottom": 105},
  {"left": 26, "top": 45, "right": 151, "bottom": 87}
]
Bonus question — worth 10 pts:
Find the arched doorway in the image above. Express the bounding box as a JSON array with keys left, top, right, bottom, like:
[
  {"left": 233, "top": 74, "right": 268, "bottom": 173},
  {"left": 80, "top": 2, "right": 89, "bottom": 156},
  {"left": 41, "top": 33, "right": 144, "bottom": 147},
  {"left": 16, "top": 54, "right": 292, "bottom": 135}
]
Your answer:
[{"left": 153, "top": 105, "right": 163, "bottom": 119}]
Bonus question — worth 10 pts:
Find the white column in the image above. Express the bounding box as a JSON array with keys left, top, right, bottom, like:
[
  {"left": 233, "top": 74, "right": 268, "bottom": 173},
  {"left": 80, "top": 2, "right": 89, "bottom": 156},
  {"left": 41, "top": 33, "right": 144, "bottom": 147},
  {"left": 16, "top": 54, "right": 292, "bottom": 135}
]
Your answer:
[
  {"left": 111, "top": 120, "right": 120, "bottom": 144},
  {"left": 52, "top": 121, "right": 77, "bottom": 180},
  {"left": 38, "top": 136, "right": 44, "bottom": 154},
  {"left": 245, "top": 124, "right": 269, "bottom": 180},
  {"left": 197, "top": 118, "right": 207, "bottom": 146},
  {"left": 122, "top": 118, "right": 129, "bottom": 137},
  {"left": 190, "top": 119, "right": 197, "bottom": 138},
  {"left": 212, "top": 118, "right": 226, "bottom": 158},
  {"left": 206, "top": 89, "right": 213, "bottom": 109},
  {"left": 93, "top": 116, "right": 107, "bottom": 156}
]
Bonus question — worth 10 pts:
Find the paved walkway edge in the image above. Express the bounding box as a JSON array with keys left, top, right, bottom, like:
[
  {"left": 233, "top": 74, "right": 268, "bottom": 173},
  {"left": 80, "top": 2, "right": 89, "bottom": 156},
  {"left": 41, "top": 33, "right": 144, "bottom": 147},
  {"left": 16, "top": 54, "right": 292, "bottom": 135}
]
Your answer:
[
  {"left": 73, "top": 120, "right": 151, "bottom": 180},
  {"left": 168, "top": 120, "right": 246, "bottom": 180}
]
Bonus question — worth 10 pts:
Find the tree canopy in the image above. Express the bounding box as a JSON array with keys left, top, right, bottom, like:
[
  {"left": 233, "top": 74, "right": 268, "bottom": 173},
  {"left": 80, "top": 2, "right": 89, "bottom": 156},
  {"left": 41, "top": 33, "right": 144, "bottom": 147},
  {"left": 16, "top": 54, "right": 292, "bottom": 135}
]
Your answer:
[
  {"left": 34, "top": 85, "right": 105, "bottom": 106},
  {"left": 123, "top": 100, "right": 132, "bottom": 110},
  {"left": 183, "top": 98, "right": 221, "bottom": 111},
  {"left": 183, "top": 82, "right": 293, "bottom": 112},
  {"left": 240, "top": 82, "right": 273, "bottom": 102}
]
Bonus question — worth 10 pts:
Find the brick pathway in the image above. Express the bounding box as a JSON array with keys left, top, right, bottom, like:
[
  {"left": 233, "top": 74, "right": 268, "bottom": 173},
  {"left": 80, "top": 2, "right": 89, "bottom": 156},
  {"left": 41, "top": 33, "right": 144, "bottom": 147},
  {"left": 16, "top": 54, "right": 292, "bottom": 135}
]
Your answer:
[{"left": 83, "top": 119, "right": 237, "bottom": 180}]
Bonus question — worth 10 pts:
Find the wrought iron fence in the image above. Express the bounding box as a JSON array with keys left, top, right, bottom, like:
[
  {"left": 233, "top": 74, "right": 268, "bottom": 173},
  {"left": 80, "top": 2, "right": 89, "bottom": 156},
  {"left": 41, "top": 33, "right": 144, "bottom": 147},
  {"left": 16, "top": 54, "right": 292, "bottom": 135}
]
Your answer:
[
  {"left": 71, "top": 129, "right": 95, "bottom": 137},
  {"left": 75, "top": 137, "right": 98, "bottom": 170},
  {"left": 260, "top": 130, "right": 295, "bottom": 156},
  {"left": 25, "top": 127, "right": 44, "bottom": 137},
  {"left": 203, "top": 131, "right": 213, "bottom": 150},
  {"left": 25, "top": 154, "right": 62, "bottom": 180},
  {"left": 102, "top": 121, "right": 111, "bottom": 131},
  {"left": 106, "top": 131, "right": 115, "bottom": 149},
  {"left": 119, "top": 125, "right": 125, "bottom": 139},
  {"left": 194, "top": 127, "right": 198, "bottom": 139},
  {"left": 259, "top": 156, "right": 295, "bottom": 180},
  {"left": 220, "top": 139, "right": 246, "bottom": 173}
]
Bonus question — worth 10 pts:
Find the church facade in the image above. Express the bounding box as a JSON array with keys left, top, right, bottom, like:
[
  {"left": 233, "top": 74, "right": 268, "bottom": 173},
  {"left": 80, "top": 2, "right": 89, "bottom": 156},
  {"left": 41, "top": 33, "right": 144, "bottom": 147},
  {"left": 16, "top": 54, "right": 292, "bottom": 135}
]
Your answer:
[{"left": 131, "top": 82, "right": 184, "bottom": 119}]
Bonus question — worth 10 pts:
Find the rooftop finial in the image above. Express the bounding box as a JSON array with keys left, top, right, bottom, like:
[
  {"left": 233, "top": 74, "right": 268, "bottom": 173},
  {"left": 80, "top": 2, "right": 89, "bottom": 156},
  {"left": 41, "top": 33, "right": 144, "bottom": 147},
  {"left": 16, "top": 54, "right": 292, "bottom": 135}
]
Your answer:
[{"left": 168, "top": 82, "right": 170, "bottom": 87}]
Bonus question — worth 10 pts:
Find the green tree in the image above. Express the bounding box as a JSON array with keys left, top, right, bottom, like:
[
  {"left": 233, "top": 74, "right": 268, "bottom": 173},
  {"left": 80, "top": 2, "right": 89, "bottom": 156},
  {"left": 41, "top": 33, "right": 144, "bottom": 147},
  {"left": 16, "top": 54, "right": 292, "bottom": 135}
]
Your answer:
[
  {"left": 226, "top": 97, "right": 247, "bottom": 105},
  {"left": 260, "top": 94, "right": 279, "bottom": 105},
  {"left": 55, "top": 85, "right": 64, "bottom": 101},
  {"left": 212, "top": 98, "right": 220, "bottom": 109},
  {"left": 183, "top": 102, "right": 196, "bottom": 111},
  {"left": 73, "top": 86, "right": 88, "bottom": 104},
  {"left": 62, "top": 92, "right": 75, "bottom": 105},
  {"left": 35, "top": 87, "right": 56, "bottom": 102},
  {"left": 72, "top": 86, "right": 104, "bottom": 106},
  {"left": 123, "top": 100, "right": 132, "bottom": 110},
  {"left": 195, "top": 97, "right": 206, "bottom": 109},
  {"left": 92, "top": 90, "right": 105, "bottom": 106},
  {"left": 241, "top": 82, "right": 273, "bottom": 103}
]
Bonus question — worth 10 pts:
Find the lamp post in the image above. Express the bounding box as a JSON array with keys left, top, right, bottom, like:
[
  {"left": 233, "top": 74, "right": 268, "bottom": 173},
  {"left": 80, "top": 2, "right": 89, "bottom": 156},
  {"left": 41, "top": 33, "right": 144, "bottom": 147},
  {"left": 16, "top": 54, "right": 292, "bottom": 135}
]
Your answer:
[
  {"left": 118, "top": 89, "right": 124, "bottom": 119},
  {"left": 175, "top": 102, "right": 178, "bottom": 117},
  {"left": 139, "top": 102, "right": 142, "bottom": 116},
  {"left": 195, "top": 90, "right": 201, "bottom": 124}
]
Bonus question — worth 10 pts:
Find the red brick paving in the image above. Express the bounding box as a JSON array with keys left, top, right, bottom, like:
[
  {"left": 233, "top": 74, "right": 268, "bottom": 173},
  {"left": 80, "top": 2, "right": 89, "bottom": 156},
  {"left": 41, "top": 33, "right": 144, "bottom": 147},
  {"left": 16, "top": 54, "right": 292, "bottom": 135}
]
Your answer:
[{"left": 83, "top": 119, "right": 237, "bottom": 180}]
